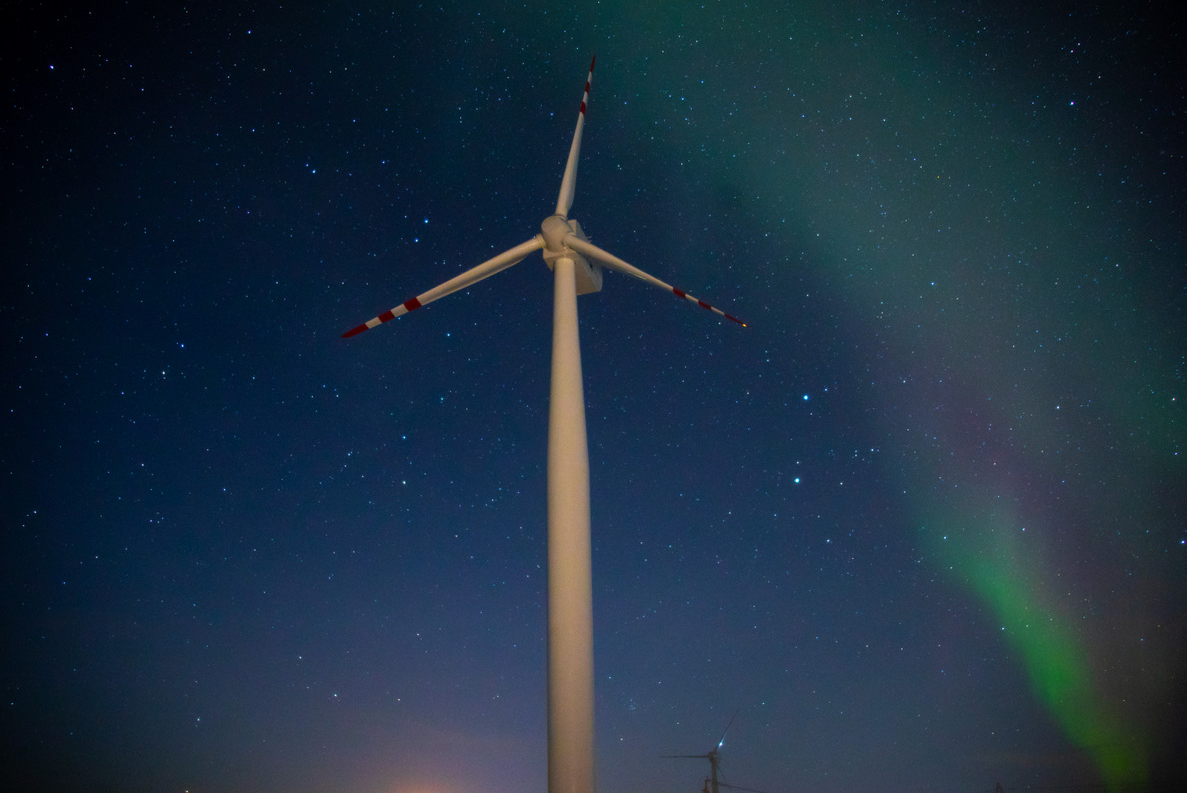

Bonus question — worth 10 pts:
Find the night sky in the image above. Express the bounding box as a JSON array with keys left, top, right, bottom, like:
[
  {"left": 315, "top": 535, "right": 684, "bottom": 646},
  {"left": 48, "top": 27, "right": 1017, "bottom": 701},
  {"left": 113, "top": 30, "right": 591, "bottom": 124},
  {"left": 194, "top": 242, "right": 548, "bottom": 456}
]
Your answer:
[{"left": 4, "top": 2, "right": 1185, "bottom": 793}]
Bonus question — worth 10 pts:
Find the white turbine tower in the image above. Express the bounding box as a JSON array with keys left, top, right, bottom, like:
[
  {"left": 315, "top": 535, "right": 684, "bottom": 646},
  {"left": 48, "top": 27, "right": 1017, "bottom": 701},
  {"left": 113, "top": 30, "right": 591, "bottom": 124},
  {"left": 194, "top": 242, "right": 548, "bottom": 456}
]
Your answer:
[{"left": 342, "top": 56, "right": 745, "bottom": 793}]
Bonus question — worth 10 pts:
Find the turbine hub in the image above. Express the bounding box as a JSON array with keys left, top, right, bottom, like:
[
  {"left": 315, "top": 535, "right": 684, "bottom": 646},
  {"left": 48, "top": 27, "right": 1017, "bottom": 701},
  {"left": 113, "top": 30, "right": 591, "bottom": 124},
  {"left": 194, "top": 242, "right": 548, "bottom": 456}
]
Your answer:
[
  {"left": 540, "top": 214, "right": 603, "bottom": 295},
  {"left": 540, "top": 214, "right": 574, "bottom": 252}
]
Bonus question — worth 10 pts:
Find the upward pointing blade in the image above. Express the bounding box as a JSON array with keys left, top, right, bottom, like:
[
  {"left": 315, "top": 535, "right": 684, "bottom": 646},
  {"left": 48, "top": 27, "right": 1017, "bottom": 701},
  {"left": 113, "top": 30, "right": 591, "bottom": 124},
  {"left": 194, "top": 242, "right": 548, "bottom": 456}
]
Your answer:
[
  {"left": 718, "top": 712, "right": 737, "bottom": 747},
  {"left": 562, "top": 235, "right": 747, "bottom": 327},
  {"left": 341, "top": 237, "right": 543, "bottom": 337},
  {"left": 555, "top": 55, "right": 596, "bottom": 218}
]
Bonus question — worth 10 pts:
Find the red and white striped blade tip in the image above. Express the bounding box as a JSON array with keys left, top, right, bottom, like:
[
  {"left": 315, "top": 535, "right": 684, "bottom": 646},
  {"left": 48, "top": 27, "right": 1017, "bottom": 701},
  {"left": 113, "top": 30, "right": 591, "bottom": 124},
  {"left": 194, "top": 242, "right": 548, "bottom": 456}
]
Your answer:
[
  {"left": 341, "top": 297, "right": 424, "bottom": 337},
  {"left": 671, "top": 287, "right": 747, "bottom": 327}
]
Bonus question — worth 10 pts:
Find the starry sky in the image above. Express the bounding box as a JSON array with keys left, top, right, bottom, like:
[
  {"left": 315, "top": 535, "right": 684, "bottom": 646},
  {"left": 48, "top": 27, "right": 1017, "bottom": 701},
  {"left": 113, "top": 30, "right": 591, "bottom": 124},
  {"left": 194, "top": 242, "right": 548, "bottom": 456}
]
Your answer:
[{"left": 4, "top": 2, "right": 1185, "bottom": 792}]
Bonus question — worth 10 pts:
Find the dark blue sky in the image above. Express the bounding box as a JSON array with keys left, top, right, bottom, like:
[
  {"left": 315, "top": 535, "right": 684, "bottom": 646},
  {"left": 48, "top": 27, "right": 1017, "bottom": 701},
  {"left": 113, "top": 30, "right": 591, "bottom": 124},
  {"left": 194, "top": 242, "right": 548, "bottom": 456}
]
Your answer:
[{"left": 4, "top": 2, "right": 1184, "bottom": 793}]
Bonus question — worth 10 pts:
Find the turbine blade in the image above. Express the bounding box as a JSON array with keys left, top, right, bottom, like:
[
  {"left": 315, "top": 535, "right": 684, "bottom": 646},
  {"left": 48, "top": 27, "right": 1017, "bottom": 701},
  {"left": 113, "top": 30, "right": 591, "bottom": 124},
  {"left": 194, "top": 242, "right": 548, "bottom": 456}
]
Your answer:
[
  {"left": 563, "top": 235, "right": 747, "bottom": 327},
  {"left": 341, "top": 237, "right": 543, "bottom": 337},
  {"left": 555, "top": 55, "right": 596, "bottom": 217},
  {"left": 718, "top": 711, "right": 737, "bottom": 747}
]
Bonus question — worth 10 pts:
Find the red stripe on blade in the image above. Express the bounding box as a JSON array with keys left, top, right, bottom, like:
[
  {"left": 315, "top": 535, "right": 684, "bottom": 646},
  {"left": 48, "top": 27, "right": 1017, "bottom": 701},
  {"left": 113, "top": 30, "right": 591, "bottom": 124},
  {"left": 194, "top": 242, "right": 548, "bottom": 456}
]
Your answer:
[
  {"left": 672, "top": 288, "right": 686, "bottom": 298},
  {"left": 342, "top": 324, "right": 368, "bottom": 338},
  {"left": 379, "top": 310, "right": 395, "bottom": 322},
  {"left": 404, "top": 297, "right": 422, "bottom": 312}
]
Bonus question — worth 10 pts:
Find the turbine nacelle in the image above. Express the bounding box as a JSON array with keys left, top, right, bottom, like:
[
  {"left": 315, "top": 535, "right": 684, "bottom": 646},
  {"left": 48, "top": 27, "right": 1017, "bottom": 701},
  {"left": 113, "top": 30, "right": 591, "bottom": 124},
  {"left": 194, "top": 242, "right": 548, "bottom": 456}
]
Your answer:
[{"left": 540, "top": 214, "right": 603, "bottom": 296}]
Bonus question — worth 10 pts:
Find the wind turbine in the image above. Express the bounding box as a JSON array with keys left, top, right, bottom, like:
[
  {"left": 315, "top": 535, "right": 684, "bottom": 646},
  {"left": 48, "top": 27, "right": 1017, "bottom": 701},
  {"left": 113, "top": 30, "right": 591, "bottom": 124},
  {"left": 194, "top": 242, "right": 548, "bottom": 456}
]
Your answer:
[
  {"left": 342, "top": 56, "right": 745, "bottom": 793},
  {"left": 664, "top": 716, "right": 777, "bottom": 793},
  {"left": 664, "top": 715, "right": 736, "bottom": 793}
]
